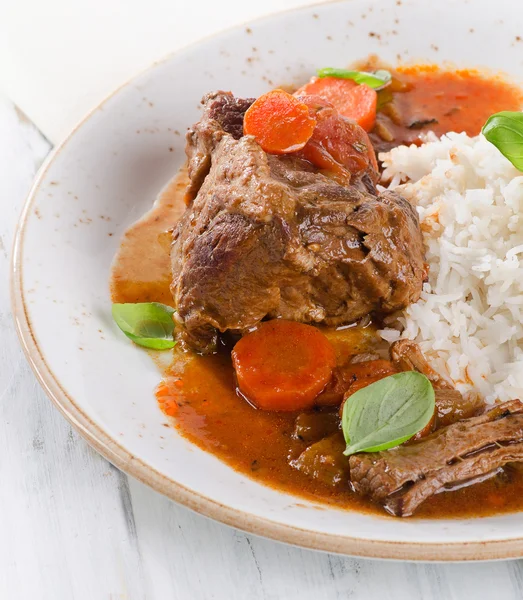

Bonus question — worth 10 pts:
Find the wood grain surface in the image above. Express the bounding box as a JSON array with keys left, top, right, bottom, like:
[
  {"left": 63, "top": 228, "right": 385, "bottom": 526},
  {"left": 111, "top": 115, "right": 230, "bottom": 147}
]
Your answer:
[{"left": 3, "top": 95, "right": 523, "bottom": 600}]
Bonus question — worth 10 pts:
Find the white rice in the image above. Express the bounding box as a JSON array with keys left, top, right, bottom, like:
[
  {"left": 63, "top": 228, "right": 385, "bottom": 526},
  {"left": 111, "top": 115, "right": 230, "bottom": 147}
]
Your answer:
[{"left": 379, "top": 131, "right": 523, "bottom": 404}]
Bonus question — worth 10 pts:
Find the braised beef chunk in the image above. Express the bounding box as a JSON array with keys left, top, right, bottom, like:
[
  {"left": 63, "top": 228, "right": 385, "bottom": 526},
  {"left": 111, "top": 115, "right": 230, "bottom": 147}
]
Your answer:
[
  {"left": 207, "top": 93, "right": 254, "bottom": 140},
  {"left": 349, "top": 400, "right": 523, "bottom": 517},
  {"left": 172, "top": 91, "right": 426, "bottom": 352},
  {"left": 184, "top": 93, "right": 254, "bottom": 203}
]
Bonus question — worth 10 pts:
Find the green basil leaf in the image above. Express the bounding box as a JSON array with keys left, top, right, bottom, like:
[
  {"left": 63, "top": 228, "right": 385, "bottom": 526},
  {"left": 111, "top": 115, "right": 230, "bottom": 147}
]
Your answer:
[
  {"left": 482, "top": 111, "right": 523, "bottom": 171},
  {"left": 342, "top": 371, "right": 435, "bottom": 456},
  {"left": 112, "top": 302, "right": 176, "bottom": 350},
  {"left": 317, "top": 67, "right": 392, "bottom": 90}
]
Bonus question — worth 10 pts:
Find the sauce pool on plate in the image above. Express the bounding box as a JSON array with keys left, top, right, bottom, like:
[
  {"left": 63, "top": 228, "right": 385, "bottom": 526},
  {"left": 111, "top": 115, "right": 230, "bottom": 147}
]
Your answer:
[{"left": 369, "top": 63, "right": 523, "bottom": 151}]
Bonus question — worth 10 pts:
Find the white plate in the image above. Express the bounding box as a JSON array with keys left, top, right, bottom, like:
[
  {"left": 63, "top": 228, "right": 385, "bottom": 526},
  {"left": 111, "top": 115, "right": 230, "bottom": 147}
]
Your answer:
[{"left": 12, "top": 0, "right": 523, "bottom": 560}]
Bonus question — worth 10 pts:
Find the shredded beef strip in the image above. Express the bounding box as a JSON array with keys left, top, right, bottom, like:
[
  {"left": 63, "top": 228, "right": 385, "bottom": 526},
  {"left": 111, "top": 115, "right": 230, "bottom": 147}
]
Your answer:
[{"left": 349, "top": 400, "right": 523, "bottom": 516}]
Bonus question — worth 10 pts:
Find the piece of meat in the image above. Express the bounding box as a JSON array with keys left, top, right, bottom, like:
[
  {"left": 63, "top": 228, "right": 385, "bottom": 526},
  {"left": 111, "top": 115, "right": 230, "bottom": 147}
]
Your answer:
[
  {"left": 314, "top": 367, "right": 355, "bottom": 407},
  {"left": 349, "top": 400, "right": 523, "bottom": 517},
  {"left": 434, "top": 388, "right": 482, "bottom": 428},
  {"left": 390, "top": 340, "right": 485, "bottom": 426},
  {"left": 172, "top": 91, "right": 426, "bottom": 352},
  {"left": 320, "top": 359, "right": 399, "bottom": 408},
  {"left": 390, "top": 339, "right": 454, "bottom": 389},
  {"left": 185, "top": 92, "right": 254, "bottom": 202},
  {"left": 291, "top": 432, "right": 349, "bottom": 487}
]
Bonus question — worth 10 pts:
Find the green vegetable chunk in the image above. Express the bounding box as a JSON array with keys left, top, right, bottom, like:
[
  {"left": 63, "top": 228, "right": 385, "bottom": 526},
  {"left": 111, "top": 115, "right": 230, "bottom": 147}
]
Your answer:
[
  {"left": 112, "top": 302, "right": 176, "bottom": 350},
  {"left": 342, "top": 371, "right": 435, "bottom": 456},
  {"left": 317, "top": 67, "right": 392, "bottom": 90},
  {"left": 482, "top": 111, "right": 523, "bottom": 171}
]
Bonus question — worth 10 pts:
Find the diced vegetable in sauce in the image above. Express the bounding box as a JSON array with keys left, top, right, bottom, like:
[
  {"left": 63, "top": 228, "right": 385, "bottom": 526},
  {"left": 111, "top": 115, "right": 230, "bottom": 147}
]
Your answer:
[
  {"left": 292, "top": 411, "right": 340, "bottom": 443},
  {"left": 291, "top": 433, "right": 349, "bottom": 488}
]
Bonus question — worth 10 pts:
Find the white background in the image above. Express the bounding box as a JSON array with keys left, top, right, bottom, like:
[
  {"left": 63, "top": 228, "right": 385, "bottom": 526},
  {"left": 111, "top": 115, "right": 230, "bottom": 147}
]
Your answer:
[
  {"left": 0, "top": 0, "right": 314, "bottom": 143},
  {"left": 3, "top": 1, "right": 523, "bottom": 598}
]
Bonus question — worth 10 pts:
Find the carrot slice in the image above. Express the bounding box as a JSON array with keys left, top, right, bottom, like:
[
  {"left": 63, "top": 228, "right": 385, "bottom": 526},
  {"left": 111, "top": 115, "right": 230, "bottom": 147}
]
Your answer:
[
  {"left": 346, "top": 84, "right": 378, "bottom": 132},
  {"left": 296, "top": 76, "right": 377, "bottom": 131},
  {"left": 408, "top": 408, "right": 436, "bottom": 443},
  {"left": 296, "top": 76, "right": 359, "bottom": 104},
  {"left": 243, "top": 89, "right": 317, "bottom": 154},
  {"left": 338, "top": 360, "right": 398, "bottom": 415},
  {"left": 342, "top": 360, "right": 399, "bottom": 398},
  {"left": 232, "top": 320, "right": 336, "bottom": 411}
]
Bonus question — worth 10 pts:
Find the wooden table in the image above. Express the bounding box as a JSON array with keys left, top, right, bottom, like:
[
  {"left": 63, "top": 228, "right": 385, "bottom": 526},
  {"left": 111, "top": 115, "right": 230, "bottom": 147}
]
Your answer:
[{"left": 3, "top": 95, "right": 523, "bottom": 600}]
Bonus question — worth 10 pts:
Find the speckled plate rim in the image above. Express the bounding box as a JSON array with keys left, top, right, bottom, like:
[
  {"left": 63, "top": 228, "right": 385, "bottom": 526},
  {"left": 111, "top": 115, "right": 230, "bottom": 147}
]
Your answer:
[{"left": 10, "top": 1, "right": 523, "bottom": 562}]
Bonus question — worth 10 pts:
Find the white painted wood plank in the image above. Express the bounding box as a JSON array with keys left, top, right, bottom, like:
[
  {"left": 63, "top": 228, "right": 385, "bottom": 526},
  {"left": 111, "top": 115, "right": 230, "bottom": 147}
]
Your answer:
[
  {"left": 4, "top": 91, "right": 523, "bottom": 600},
  {"left": 0, "top": 0, "right": 320, "bottom": 143},
  {"left": 0, "top": 96, "right": 147, "bottom": 600},
  {"left": 129, "top": 476, "right": 523, "bottom": 600}
]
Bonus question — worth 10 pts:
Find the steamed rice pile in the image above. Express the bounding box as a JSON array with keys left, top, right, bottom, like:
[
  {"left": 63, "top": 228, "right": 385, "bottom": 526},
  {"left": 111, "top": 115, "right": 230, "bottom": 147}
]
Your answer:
[{"left": 379, "top": 131, "right": 523, "bottom": 404}]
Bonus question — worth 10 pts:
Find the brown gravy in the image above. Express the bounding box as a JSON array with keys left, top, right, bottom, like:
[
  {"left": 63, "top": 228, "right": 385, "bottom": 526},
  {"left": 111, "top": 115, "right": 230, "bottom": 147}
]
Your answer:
[
  {"left": 111, "top": 168, "right": 188, "bottom": 306},
  {"left": 110, "top": 66, "right": 523, "bottom": 518}
]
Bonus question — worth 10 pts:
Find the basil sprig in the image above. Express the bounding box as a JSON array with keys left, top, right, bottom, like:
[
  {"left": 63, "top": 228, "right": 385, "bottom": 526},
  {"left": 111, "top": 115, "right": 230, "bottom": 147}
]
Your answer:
[
  {"left": 317, "top": 67, "right": 392, "bottom": 90},
  {"left": 112, "top": 302, "right": 176, "bottom": 350},
  {"left": 482, "top": 111, "right": 523, "bottom": 171},
  {"left": 342, "top": 371, "right": 435, "bottom": 455}
]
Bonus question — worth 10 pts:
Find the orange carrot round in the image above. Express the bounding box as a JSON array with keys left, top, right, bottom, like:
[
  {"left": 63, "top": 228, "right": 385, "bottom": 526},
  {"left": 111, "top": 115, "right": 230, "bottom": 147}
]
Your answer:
[
  {"left": 243, "top": 89, "right": 317, "bottom": 154},
  {"left": 342, "top": 360, "right": 399, "bottom": 398},
  {"left": 232, "top": 320, "right": 336, "bottom": 411},
  {"left": 296, "top": 76, "right": 377, "bottom": 132}
]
